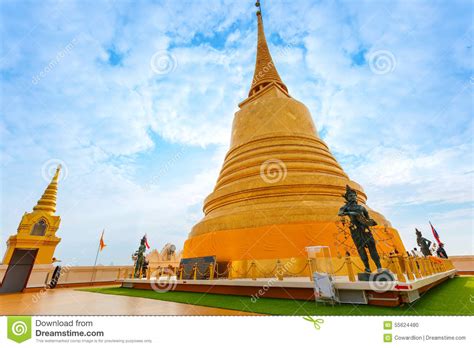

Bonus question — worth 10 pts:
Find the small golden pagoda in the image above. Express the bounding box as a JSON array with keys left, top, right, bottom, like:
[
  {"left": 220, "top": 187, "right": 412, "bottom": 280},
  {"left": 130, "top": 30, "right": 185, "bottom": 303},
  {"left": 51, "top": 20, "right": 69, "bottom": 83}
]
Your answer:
[
  {"left": 2, "top": 166, "right": 62, "bottom": 265},
  {"left": 182, "top": 4, "right": 405, "bottom": 272}
]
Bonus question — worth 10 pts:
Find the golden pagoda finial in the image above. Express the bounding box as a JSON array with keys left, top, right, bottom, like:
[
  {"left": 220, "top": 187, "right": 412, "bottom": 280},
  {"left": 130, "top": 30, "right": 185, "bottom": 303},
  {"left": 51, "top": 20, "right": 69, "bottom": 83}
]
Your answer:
[
  {"left": 51, "top": 164, "right": 61, "bottom": 183},
  {"left": 255, "top": 1, "right": 262, "bottom": 15},
  {"left": 249, "top": 0, "right": 288, "bottom": 96},
  {"left": 33, "top": 165, "right": 61, "bottom": 214}
]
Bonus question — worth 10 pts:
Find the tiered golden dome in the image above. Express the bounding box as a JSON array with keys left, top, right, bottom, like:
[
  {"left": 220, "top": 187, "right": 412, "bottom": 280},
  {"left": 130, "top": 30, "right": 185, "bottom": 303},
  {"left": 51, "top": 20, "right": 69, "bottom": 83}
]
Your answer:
[{"left": 182, "top": 7, "right": 405, "bottom": 262}]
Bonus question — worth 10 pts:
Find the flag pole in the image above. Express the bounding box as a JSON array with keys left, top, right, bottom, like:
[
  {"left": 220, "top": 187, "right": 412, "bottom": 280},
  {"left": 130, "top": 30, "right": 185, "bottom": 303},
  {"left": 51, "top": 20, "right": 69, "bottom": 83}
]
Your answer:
[
  {"left": 91, "top": 230, "right": 104, "bottom": 283},
  {"left": 93, "top": 230, "right": 104, "bottom": 267}
]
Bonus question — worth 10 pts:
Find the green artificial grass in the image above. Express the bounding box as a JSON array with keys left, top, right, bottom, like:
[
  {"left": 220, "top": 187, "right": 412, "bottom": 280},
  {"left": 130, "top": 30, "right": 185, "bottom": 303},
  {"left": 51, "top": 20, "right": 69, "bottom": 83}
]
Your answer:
[{"left": 80, "top": 277, "right": 474, "bottom": 316}]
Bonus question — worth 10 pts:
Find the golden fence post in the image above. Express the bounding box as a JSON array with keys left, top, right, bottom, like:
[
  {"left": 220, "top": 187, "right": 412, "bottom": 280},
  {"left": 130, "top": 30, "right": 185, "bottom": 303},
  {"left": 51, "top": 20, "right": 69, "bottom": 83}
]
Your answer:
[
  {"left": 193, "top": 264, "right": 197, "bottom": 280},
  {"left": 424, "top": 258, "right": 431, "bottom": 275},
  {"left": 428, "top": 258, "right": 435, "bottom": 275},
  {"left": 179, "top": 267, "right": 183, "bottom": 280},
  {"left": 403, "top": 256, "right": 414, "bottom": 281},
  {"left": 443, "top": 260, "right": 449, "bottom": 272},
  {"left": 416, "top": 257, "right": 423, "bottom": 278},
  {"left": 276, "top": 260, "right": 283, "bottom": 281},
  {"left": 384, "top": 255, "right": 394, "bottom": 274},
  {"left": 398, "top": 255, "right": 406, "bottom": 274},
  {"left": 138, "top": 268, "right": 143, "bottom": 279},
  {"left": 433, "top": 260, "right": 438, "bottom": 273},
  {"left": 441, "top": 261, "right": 447, "bottom": 272},
  {"left": 250, "top": 261, "right": 257, "bottom": 280},
  {"left": 432, "top": 260, "right": 438, "bottom": 273},
  {"left": 307, "top": 259, "right": 313, "bottom": 281},
  {"left": 117, "top": 268, "right": 121, "bottom": 280},
  {"left": 420, "top": 257, "right": 426, "bottom": 277},
  {"left": 209, "top": 263, "right": 214, "bottom": 280},
  {"left": 146, "top": 267, "right": 151, "bottom": 280},
  {"left": 410, "top": 256, "right": 421, "bottom": 278},
  {"left": 345, "top": 256, "right": 356, "bottom": 282},
  {"left": 423, "top": 258, "right": 432, "bottom": 276},
  {"left": 228, "top": 262, "right": 233, "bottom": 280},
  {"left": 391, "top": 256, "right": 406, "bottom": 282},
  {"left": 423, "top": 259, "right": 429, "bottom": 275}
]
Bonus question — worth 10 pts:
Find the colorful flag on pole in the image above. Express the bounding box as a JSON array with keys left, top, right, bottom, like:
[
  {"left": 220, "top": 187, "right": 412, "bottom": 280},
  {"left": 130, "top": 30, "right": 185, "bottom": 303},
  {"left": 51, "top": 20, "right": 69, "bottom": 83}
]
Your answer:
[
  {"left": 429, "top": 221, "right": 442, "bottom": 245},
  {"left": 99, "top": 230, "right": 106, "bottom": 251},
  {"left": 144, "top": 234, "right": 150, "bottom": 249},
  {"left": 143, "top": 234, "right": 150, "bottom": 249}
]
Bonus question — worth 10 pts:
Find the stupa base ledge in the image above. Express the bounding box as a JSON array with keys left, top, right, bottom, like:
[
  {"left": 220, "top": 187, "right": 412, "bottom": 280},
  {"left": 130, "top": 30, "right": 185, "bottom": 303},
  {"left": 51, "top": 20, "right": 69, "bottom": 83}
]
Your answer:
[{"left": 120, "top": 268, "right": 456, "bottom": 307}]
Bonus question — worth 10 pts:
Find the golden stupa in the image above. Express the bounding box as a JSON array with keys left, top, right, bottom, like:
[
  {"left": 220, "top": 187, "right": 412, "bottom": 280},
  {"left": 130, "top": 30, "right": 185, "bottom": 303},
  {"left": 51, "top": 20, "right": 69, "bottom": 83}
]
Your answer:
[
  {"left": 2, "top": 166, "right": 62, "bottom": 265},
  {"left": 182, "top": 5, "right": 405, "bottom": 272}
]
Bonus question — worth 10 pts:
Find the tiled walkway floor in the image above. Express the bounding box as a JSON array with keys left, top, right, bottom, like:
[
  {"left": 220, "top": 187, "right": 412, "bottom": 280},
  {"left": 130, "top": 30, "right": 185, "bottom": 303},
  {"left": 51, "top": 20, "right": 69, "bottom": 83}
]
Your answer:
[{"left": 0, "top": 287, "right": 257, "bottom": 315}]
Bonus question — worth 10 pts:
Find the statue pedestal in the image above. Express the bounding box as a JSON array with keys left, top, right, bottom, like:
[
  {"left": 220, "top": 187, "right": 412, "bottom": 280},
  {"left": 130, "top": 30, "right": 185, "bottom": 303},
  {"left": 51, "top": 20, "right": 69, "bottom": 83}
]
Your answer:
[
  {"left": 121, "top": 267, "right": 456, "bottom": 307},
  {"left": 357, "top": 269, "right": 395, "bottom": 282},
  {"left": 357, "top": 272, "right": 371, "bottom": 281}
]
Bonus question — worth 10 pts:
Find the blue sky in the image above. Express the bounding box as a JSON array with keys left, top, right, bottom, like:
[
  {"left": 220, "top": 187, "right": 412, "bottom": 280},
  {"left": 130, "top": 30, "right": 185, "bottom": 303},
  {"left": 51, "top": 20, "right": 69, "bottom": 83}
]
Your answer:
[{"left": 0, "top": 0, "right": 472, "bottom": 265}]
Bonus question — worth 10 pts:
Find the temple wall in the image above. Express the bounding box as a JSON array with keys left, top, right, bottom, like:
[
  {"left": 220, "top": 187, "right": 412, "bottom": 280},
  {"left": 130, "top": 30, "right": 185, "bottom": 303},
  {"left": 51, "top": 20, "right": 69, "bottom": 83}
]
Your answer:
[
  {"left": 450, "top": 255, "right": 474, "bottom": 274},
  {"left": 0, "top": 264, "right": 133, "bottom": 291}
]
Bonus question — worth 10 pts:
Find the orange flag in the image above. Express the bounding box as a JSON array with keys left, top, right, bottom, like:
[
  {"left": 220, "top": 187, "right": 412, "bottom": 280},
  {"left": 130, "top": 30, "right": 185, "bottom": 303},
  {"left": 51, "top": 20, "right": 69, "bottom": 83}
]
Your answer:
[{"left": 99, "top": 230, "right": 106, "bottom": 251}]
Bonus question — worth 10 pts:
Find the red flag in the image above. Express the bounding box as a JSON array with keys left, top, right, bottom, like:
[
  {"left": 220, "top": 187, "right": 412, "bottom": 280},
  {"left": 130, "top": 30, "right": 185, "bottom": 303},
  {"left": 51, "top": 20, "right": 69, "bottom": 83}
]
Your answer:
[
  {"left": 429, "top": 221, "right": 442, "bottom": 245},
  {"left": 99, "top": 230, "right": 106, "bottom": 251},
  {"left": 144, "top": 234, "right": 150, "bottom": 249}
]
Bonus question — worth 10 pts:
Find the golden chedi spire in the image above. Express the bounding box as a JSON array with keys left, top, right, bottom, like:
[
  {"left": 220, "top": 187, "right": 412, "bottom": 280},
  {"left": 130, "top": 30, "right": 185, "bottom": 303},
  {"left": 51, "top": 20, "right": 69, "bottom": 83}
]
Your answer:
[
  {"left": 2, "top": 165, "right": 62, "bottom": 265},
  {"left": 33, "top": 165, "right": 61, "bottom": 215},
  {"left": 249, "top": 2, "right": 288, "bottom": 96},
  {"left": 182, "top": 2, "right": 406, "bottom": 270}
]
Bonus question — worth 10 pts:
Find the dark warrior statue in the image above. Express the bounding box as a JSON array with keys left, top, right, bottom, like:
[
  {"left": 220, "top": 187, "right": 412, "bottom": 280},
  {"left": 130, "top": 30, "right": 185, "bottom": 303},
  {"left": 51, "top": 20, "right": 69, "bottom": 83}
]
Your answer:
[
  {"left": 133, "top": 236, "right": 148, "bottom": 278},
  {"left": 416, "top": 228, "right": 432, "bottom": 257},
  {"left": 338, "top": 185, "right": 382, "bottom": 273}
]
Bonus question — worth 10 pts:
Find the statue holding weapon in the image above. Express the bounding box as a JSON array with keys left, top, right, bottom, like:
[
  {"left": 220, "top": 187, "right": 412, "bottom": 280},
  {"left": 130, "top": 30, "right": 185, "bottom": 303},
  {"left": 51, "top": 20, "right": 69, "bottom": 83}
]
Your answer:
[
  {"left": 338, "top": 185, "right": 382, "bottom": 274},
  {"left": 416, "top": 228, "right": 432, "bottom": 257},
  {"left": 132, "top": 236, "right": 149, "bottom": 278}
]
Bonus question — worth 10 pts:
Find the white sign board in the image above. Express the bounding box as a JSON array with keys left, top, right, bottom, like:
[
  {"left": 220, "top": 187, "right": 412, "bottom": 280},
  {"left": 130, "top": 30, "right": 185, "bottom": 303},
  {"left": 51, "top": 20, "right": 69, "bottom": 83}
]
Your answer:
[{"left": 313, "top": 272, "right": 337, "bottom": 302}]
